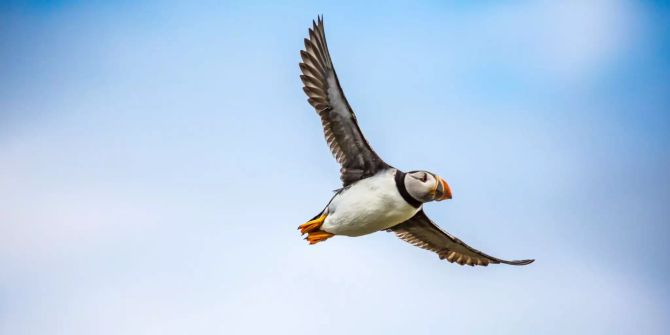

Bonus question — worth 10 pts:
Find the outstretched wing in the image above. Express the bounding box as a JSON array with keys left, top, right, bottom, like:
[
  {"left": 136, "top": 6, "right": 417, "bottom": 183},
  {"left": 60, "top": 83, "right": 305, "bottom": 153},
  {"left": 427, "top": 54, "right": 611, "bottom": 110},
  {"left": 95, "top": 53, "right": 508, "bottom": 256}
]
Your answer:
[
  {"left": 300, "top": 16, "right": 390, "bottom": 186},
  {"left": 388, "top": 210, "right": 534, "bottom": 266}
]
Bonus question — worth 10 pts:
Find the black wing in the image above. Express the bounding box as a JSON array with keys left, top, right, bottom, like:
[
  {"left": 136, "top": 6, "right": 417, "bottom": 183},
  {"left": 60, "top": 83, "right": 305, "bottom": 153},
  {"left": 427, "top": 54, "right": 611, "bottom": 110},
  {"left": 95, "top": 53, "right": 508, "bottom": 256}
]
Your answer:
[
  {"left": 388, "top": 210, "right": 534, "bottom": 266},
  {"left": 300, "top": 16, "right": 390, "bottom": 186}
]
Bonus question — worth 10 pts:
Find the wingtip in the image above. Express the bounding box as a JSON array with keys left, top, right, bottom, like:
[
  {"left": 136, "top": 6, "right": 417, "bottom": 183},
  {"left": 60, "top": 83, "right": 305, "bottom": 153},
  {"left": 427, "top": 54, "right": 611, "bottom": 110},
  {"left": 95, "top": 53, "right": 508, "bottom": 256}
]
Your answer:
[
  {"left": 508, "top": 259, "right": 535, "bottom": 266},
  {"left": 315, "top": 14, "right": 324, "bottom": 28}
]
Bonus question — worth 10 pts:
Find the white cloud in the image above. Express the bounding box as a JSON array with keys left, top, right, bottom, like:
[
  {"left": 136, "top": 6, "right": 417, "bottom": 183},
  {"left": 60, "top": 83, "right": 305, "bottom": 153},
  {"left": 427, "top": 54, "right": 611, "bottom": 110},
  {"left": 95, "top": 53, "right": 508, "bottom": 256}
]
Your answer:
[
  {"left": 530, "top": 0, "right": 640, "bottom": 78},
  {"left": 452, "top": 0, "right": 642, "bottom": 82}
]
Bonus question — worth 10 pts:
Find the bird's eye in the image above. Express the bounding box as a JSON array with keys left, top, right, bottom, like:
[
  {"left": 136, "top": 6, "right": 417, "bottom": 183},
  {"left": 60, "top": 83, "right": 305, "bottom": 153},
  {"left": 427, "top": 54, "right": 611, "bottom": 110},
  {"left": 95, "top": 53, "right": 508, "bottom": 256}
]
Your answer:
[{"left": 420, "top": 173, "right": 427, "bottom": 182}]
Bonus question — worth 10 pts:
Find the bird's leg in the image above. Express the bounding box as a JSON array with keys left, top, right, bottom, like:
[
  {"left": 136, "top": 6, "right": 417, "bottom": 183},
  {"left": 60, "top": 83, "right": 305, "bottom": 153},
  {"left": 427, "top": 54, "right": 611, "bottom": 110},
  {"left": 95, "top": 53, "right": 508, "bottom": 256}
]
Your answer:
[{"left": 298, "top": 213, "right": 333, "bottom": 244}]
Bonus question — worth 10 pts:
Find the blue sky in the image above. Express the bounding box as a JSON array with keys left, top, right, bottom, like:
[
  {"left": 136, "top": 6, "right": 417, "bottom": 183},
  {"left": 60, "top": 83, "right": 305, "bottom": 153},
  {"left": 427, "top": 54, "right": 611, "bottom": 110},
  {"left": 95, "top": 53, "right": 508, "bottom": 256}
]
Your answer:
[{"left": 1, "top": 1, "right": 669, "bottom": 334}]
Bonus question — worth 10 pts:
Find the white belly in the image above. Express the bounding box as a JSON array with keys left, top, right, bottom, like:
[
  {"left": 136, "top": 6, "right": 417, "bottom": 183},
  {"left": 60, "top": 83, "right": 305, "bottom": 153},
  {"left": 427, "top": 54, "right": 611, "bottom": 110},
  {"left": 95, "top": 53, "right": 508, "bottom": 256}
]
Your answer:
[{"left": 321, "top": 169, "right": 421, "bottom": 237}]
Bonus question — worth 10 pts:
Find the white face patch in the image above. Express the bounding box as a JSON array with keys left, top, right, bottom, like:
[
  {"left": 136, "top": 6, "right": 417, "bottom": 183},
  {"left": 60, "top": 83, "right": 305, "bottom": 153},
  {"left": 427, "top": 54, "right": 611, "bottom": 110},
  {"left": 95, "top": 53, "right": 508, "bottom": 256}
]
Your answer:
[{"left": 405, "top": 171, "right": 438, "bottom": 203}]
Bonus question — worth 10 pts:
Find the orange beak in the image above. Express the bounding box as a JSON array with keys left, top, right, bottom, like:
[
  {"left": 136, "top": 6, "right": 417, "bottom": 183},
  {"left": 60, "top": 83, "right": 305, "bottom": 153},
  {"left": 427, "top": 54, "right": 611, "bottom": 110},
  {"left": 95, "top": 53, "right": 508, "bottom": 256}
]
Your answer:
[{"left": 435, "top": 176, "right": 452, "bottom": 201}]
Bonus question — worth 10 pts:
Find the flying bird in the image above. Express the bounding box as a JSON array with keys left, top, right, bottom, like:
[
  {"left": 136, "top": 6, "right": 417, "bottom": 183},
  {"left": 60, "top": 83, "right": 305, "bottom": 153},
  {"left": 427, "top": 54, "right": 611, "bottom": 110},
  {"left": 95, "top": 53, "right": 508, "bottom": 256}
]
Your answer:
[{"left": 298, "top": 16, "right": 533, "bottom": 266}]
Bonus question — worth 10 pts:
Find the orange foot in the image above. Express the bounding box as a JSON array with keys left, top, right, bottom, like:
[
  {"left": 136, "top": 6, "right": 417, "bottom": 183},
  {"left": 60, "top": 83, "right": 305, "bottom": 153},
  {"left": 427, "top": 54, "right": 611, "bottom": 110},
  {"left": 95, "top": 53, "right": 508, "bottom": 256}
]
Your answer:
[
  {"left": 306, "top": 231, "right": 334, "bottom": 244},
  {"left": 298, "top": 213, "right": 334, "bottom": 245}
]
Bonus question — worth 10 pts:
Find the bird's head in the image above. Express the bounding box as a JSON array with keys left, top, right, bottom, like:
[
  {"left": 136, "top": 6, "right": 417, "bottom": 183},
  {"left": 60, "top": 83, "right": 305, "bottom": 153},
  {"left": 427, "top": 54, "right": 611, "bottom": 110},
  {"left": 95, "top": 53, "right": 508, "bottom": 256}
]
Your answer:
[{"left": 404, "top": 170, "right": 452, "bottom": 203}]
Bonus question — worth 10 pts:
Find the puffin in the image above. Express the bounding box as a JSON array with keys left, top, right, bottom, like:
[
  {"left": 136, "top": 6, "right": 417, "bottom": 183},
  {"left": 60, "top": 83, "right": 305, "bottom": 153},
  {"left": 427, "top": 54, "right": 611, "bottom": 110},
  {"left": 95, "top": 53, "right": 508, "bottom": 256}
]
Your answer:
[{"left": 298, "top": 16, "right": 534, "bottom": 266}]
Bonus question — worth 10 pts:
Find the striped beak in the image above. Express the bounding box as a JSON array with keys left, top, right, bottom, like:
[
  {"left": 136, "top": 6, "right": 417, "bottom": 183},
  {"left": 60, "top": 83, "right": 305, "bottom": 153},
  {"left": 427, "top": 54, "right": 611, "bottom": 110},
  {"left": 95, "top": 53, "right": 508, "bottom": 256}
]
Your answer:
[{"left": 434, "top": 176, "right": 452, "bottom": 201}]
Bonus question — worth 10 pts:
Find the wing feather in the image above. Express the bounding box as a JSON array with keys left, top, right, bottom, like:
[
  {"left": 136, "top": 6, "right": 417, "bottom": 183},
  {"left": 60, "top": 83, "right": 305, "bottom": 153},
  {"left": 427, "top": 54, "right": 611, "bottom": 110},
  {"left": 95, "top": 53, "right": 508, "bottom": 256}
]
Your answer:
[
  {"left": 388, "top": 210, "right": 534, "bottom": 266},
  {"left": 300, "top": 16, "right": 389, "bottom": 185}
]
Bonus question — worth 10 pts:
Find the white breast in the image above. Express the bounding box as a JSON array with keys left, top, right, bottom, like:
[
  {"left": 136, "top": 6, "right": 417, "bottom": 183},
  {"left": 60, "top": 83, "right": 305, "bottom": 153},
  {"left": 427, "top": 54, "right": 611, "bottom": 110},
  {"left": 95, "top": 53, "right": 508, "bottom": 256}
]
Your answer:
[{"left": 321, "top": 169, "right": 421, "bottom": 237}]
